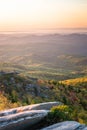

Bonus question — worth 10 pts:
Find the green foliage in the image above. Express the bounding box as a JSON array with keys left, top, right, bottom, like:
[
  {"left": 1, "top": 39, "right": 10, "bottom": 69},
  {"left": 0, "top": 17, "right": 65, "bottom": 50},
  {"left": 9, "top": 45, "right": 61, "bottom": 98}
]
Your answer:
[
  {"left": 0, "top": 93, "right": 20, "bottom": 110},
  {"left": 41, "top": 105, "right": 72, "bottom": 127},
  {"left": 0, "top": 73, "right": 87, "bottom": 125},
  {"left": 50, "top": 105, "right": 72, "bottom": 121},
  {"left": 10, "top": 90, "right": 18, "bottom": 103}
]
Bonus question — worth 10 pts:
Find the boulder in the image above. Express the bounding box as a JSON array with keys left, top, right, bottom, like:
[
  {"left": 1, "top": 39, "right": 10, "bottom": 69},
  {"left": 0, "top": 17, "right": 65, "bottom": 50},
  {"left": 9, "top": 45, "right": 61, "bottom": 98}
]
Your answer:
[
  {"left": 0, "top": 102, "right": 62, "bottom": 130},
  {"left": 83, "top": 128, "right": 87, "bottom": 130},
  {"left": 41, "top": 121, "right": 87, "bottom": 130},
  {"left": 0, "top": 110, "right": 48, "bottom": 130},
  {"left": 27, "top": 101, "right": 62, "bottom": 110},
  {"left": 0, "top": 101, "right": 62, "bottom": 116}
]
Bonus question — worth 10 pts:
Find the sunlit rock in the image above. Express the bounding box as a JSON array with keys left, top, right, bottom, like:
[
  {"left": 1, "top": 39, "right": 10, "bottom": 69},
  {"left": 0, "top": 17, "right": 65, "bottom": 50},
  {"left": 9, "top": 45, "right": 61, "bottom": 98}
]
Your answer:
[
  {"left": 0, "top": 102, "right": 61, "bottom": 130},
  {"left": 41, "top": 121, "right": 87, "bottom": 130}
]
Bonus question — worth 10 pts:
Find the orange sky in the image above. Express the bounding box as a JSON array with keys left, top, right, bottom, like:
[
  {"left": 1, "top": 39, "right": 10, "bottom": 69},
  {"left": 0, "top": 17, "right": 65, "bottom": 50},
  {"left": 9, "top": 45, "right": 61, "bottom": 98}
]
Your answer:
[{"left": 0, "top": 0, "right": 87, "bottom": 31}]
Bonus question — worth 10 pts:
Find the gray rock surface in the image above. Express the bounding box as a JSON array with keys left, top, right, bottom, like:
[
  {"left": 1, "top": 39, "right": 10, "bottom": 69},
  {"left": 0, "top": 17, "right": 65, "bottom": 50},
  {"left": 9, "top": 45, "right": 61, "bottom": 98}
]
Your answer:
[
  {"left": 82, "top": 128, "right": 87, "bottom": 130},
  {"left": 0, "top": 102, "right": 61, "bottom": 130},
  {"left": 41, "top": 121, "right": 87, "bottom": 130},
  {"left": 0, "top": 110, "right": 48, "bottom": 130},
  {"left": 27, "top": 101, "right": 62, "bottom": 110},
  {"left": 0, "top": 101, "right": 62, "bottom": 117},
  {"left": 0, "top": 102, "right": 87, "bottom": 130}
]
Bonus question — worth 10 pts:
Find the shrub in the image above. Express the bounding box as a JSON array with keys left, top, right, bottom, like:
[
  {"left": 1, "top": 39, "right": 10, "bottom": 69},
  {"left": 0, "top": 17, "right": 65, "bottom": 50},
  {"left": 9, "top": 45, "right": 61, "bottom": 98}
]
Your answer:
[{"left": 44, "top": 105, "right": 73, "bottom": 126}]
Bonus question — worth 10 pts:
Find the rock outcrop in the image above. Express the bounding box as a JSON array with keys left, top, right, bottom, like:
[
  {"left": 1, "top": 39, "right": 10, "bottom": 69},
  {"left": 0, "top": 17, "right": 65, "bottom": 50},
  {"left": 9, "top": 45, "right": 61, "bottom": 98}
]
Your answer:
[
  {"left": 41, "top": 121, "right": 87, "bottom": 130},
  {"left": 0, "top": 110, "right": 48, "bottom": 130},
  {"left": 0, "top": 102, "right": 61, "bottom": 130},
  {"left": 0, "top": 102, "right": 87, "bottom": 130}
]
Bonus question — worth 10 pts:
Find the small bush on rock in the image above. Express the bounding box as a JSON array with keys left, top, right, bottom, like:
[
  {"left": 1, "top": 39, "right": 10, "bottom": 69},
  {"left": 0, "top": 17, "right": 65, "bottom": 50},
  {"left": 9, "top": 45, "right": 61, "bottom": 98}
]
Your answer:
[{"left": 44, "top": 105, "right": 73, "bottom": 126}]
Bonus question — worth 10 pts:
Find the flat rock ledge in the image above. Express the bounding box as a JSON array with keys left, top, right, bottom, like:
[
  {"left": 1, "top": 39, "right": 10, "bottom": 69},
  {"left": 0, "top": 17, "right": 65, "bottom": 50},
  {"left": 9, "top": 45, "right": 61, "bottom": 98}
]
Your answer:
[
  {"left": 0, "top": 102, "right": 62, "bottom": 130},
  {"left": 41, "top": 121, "right": 87, "bottom": 130}
]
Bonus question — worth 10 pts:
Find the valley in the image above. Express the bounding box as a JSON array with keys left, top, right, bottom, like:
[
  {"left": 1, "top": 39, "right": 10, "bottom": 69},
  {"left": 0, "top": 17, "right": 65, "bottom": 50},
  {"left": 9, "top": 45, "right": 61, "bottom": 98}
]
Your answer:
[
  {"left": 0, "top": 33, "right": 87, "bottom": 125},
  {"left": 0, "top": 33, "right": 87, "bottom": 80}
]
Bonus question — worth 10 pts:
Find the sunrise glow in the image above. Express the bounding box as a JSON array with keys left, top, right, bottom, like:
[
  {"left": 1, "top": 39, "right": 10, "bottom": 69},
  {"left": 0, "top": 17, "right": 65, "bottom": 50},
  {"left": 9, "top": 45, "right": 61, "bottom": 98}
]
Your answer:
[{"left": 0, "top": 0, "right": 87, "bottom": 31}]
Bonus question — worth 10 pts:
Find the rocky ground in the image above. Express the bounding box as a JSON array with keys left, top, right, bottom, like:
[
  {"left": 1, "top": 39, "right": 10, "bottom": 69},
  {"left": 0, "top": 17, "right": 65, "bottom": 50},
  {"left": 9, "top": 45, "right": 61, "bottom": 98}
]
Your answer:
[
  {"left": 0, "top": 102, "right": 61, "bottom": 130},
  {"left": 0, "top": 102, "right": 87, "bottom": 130}
]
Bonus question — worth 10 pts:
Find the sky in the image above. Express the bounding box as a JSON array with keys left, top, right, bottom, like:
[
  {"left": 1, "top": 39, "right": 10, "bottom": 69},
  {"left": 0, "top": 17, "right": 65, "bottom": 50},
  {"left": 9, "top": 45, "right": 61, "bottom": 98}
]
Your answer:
[{"left": 0, "top": 0, "right": 87, "bottom": 32}]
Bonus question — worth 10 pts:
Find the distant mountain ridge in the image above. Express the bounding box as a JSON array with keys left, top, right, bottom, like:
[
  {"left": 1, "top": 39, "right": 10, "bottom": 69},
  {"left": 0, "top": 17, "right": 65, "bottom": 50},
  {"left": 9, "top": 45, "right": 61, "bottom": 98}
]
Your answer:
[
  {"left": 0, "top": 33, "right": 87, "bottom": 80},
  {"left": 0, "top": 33, "right": 87, "bottom": 56}
]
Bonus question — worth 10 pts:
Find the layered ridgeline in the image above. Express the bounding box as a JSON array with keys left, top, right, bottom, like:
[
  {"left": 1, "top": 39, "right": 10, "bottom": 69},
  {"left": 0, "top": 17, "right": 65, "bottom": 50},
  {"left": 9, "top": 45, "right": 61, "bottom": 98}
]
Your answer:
[
  {"left": 0, "top": 33, "right": 87, "bottom": 126},
  {"left": 0, "top": 33, "right": 87, "bottom": 80},
  {"left": 0, "top": 73, "right": 87, "bottom": 124}
]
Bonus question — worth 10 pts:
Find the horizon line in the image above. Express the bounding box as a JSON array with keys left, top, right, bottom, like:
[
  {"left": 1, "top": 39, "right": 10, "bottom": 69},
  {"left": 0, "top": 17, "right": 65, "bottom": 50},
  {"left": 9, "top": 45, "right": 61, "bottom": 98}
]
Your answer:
[{"left": 0, "top": 28, "right": 87, "bottom": 32}]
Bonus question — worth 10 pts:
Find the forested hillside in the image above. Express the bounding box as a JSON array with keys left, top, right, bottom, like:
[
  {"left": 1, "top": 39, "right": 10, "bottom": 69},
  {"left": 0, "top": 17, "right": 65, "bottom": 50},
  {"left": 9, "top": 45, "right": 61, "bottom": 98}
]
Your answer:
[{"left": 0, "top": 73, "right": 87, "bottom": 124}]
